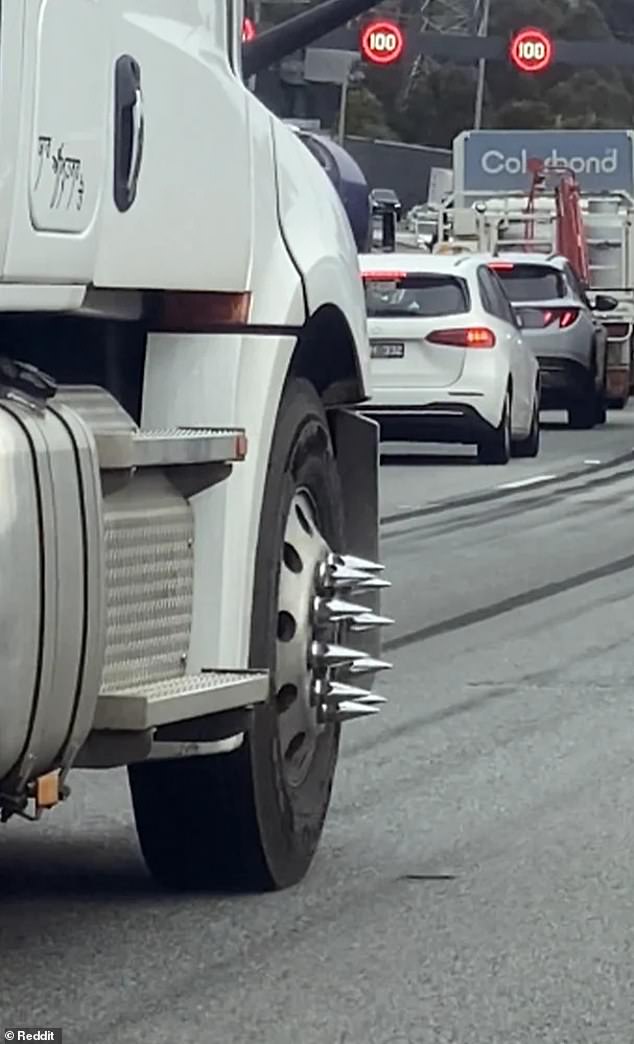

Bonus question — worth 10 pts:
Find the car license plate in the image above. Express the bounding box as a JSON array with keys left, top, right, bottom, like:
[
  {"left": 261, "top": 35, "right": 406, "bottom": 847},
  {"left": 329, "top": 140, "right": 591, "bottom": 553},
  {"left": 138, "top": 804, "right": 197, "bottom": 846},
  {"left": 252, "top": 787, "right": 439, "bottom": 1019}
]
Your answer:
[{"left": 371, "top": 342, "right": 404, "bottom": 359}]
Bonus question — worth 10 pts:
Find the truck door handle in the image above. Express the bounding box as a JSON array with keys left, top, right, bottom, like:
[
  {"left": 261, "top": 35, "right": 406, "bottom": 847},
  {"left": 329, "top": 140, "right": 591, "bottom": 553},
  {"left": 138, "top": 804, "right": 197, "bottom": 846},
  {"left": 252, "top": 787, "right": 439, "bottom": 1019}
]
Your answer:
[
  {"left": 127, "top": 87, "right": 144, "bottom": 195},
  {"left": 114, "top": 55, "right": 145, "bottom": 212}
]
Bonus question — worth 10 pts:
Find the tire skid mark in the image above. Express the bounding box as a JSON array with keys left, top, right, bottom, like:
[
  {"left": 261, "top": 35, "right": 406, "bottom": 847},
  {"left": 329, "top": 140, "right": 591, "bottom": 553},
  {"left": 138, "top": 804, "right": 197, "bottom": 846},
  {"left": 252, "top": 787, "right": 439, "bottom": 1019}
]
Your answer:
[{"left": 383, "top": 552, "right": 634, "bottom": 654}]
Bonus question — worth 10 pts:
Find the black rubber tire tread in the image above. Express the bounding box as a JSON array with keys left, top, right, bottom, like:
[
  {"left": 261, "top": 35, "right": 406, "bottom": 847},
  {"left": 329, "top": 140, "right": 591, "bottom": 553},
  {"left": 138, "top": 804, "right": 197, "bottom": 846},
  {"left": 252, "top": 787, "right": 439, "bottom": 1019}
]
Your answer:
[
  {"left": 128, "top": 377, "right": 343, "bottom": 892},
  {"left": 568, "top": 391, "right": 597, "bottom": 430},
  {"left": 477, "top": 392, "right": 511, "bottom": 465},
  {"left": 511, "top": 395, "right": 540, "bottom": 459}
]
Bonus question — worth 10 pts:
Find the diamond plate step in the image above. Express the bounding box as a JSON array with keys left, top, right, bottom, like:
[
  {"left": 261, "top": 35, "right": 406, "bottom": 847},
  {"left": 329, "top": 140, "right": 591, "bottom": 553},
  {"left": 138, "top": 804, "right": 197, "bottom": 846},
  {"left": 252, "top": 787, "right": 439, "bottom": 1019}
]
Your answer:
[
  {"left": 54, "top": 386, "right": 246, "bottom": 469},
  {"left": 97, "top": 428, "right": 248, "bottom": 470},
  {"left": 94, "top": 670, "right": 268, "bottom": 731}
]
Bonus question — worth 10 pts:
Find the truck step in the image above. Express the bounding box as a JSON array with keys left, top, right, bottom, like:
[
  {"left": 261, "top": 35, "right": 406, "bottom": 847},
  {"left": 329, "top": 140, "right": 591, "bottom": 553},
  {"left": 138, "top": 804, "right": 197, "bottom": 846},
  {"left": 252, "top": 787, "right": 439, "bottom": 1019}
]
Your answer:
[
  {"left": 97, "top": 427, "right": 248, "bottom": 470},
  {"left": 54, "top": 386, "right": 246, "bottom": 469},
  {"left": 94, "top": 670, "right": 269, "bottom": 731}
]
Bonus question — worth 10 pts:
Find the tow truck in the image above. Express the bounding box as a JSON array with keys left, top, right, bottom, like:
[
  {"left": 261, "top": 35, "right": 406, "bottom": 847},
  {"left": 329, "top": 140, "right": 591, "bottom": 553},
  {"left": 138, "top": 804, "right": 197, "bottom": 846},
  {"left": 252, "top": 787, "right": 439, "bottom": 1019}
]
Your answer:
[{"left": 0, "top": 0, "right": 393, "bottom": 893}]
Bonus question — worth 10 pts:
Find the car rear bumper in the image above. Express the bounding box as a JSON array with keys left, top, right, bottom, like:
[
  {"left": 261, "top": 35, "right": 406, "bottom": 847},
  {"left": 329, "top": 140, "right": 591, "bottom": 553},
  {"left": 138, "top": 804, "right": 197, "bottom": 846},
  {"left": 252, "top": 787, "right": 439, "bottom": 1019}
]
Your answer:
[
  {"left": 362, "top": 403, "right": 498, "bottom": 444},
  {"left": 537, "top": 356, "right": 592, "bottom": 408}
]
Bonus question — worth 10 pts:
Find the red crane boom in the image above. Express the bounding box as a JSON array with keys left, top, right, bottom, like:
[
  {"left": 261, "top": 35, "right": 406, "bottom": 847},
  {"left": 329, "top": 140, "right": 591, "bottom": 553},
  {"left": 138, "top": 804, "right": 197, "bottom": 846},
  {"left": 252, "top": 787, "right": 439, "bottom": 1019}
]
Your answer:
[{"left": 523, "top": 159, "right": 590, "bottom": 285}]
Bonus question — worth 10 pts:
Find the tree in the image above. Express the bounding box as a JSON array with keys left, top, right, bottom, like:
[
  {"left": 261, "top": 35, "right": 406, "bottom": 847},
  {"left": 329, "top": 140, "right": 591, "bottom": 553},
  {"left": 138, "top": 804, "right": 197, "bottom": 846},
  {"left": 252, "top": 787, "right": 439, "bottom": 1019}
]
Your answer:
[
  {"left": 365, "top": 0, "right": 634, "bottom": 147},
  {"left": 346, "top": 85, "right": 397, "bottom": 139}
]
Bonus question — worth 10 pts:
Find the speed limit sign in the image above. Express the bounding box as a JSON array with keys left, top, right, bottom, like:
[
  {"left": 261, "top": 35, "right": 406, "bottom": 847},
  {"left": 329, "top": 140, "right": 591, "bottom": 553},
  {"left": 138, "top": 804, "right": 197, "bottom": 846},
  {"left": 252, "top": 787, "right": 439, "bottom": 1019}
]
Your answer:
[
  {"left": 510, "top": 27, "right": 555, "bottom": 73},
  {"left": 360, "top": 20, "right": 405, "bottom": 66}
]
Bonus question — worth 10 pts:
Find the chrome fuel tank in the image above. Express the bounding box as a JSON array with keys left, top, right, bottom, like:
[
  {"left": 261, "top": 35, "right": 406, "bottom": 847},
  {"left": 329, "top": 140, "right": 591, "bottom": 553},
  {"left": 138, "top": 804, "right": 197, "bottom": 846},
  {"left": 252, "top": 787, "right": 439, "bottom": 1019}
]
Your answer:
[{"left": 0, "top": 390, "right": 104, "bottom": 789}]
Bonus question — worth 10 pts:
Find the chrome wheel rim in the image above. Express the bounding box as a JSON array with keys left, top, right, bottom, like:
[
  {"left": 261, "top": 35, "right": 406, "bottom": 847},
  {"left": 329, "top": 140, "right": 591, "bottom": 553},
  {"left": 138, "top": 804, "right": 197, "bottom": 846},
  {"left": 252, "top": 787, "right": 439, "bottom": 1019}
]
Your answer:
[{"left": 275, "top": 490, "right": 334, "bottom": 789}]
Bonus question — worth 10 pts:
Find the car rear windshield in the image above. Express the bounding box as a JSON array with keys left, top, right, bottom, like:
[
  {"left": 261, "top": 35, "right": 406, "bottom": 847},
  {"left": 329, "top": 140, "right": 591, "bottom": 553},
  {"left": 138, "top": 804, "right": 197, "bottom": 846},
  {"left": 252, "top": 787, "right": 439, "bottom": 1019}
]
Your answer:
[
  {"left": 494, "top": 264, "right": 566, "bottom": 302},
  {"left": 364, "top": 274, "right": 470, "bottom": 318}
]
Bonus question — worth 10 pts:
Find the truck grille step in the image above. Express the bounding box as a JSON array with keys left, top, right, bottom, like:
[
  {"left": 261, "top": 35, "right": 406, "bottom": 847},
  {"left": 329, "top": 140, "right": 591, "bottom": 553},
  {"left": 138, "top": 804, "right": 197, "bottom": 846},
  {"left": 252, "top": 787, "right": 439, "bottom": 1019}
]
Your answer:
[
  {"left": 94, "top": 670, "right": 269, "bottom": 731},
  {"left": 97, "top": 428, "right": 247, "bottom": 470},
  {"left": 53, "top": 386, "right": 246, "bottom": 469}
]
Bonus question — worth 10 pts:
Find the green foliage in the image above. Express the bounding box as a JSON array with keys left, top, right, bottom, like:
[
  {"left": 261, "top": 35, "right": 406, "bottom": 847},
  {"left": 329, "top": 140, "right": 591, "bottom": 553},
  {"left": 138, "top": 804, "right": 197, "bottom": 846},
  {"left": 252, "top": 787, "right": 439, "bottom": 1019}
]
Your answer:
[
  {"left": 346, "top": 85, "right": 398, "bottom": 138},
  {"left": 356, "top": 0, "right": 634, "bottom": 147}
]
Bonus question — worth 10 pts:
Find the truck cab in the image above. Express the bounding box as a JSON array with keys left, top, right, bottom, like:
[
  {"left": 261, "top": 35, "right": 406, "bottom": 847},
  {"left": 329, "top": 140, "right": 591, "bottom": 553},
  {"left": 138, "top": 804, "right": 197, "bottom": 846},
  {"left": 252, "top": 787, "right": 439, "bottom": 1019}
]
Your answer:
[{"left": 0, "top": 0, "right": 391, "bottom": 893}]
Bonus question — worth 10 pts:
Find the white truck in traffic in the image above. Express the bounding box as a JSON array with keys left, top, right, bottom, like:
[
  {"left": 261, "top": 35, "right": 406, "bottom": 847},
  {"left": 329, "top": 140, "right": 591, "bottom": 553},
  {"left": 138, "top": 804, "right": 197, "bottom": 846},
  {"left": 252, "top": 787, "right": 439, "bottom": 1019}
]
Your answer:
[{"left": 0, "top": 0, "right": 391, "bottom": 892}]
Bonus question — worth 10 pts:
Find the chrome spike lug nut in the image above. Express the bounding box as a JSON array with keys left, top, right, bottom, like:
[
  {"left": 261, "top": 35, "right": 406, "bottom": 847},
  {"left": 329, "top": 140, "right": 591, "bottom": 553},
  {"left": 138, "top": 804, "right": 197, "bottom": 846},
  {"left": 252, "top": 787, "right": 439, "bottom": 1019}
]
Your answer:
[
  {"left": 315, "top": 560, "right": 370, "bottom": 593},
  {"left": 330, "top": 564, "right": 373, "bottom": 588},
  {"left": 349, "top": 657, "right": 393, "bottom": 676},
  {"left": 310, "top": 641, "right": 368, "bottom": 669},
  {"left": 322, "top": 700, "right": 380, "bottom": 723},
  {"left": 355, "top": 577, "right": 391, "bottom": 591},
  {"left": 328, "top": 680, "right": 380, "bottom": 702},
  {"left": 340, "top": 554, "right": 385, "bottom": 574},
  {"left": 313, "top": 596, "right": 373, "bottom": 624},
  {"left": 354, "top": 694, "right": 388, "bottom": 706},
  {"left": 350, "top": 612, "right": 395, "bottom": 632}
]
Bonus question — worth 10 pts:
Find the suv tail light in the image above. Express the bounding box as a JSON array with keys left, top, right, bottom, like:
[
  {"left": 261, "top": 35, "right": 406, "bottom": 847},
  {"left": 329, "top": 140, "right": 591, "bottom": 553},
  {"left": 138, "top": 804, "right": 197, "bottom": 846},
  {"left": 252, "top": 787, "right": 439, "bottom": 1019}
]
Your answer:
[
  {"left": 520, "top": 307, "right": 580, "bottom": 330},
  {"left": 427, "top": 327, "right": 496, "bottom": 348},
  {"left": 542, "top": 307, "right": 580, "bottom": 329}
]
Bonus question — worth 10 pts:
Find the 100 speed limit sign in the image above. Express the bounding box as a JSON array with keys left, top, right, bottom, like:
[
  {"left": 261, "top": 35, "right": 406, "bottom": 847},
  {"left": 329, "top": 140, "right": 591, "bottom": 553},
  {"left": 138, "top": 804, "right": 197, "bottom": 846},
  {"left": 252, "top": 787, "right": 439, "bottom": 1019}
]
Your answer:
[
  {"left": 510, "top": 28, "right": 555, "bottom": 73},
  {"left": 360, "top": 20, "right": 405, "bottom": 65}
]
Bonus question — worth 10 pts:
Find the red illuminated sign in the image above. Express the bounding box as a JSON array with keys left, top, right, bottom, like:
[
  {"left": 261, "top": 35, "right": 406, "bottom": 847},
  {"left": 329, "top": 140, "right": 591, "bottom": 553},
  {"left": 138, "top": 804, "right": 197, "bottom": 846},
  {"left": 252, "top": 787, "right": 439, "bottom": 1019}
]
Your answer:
[
  {"left": 242, "top": 17, "right": 256, "bottom": 42},
  {"left": 510, "top": 27, "right": 554, "bottom": 73},
  {"left": 360, "top": 20, "right": 405, "bottom": 66}
]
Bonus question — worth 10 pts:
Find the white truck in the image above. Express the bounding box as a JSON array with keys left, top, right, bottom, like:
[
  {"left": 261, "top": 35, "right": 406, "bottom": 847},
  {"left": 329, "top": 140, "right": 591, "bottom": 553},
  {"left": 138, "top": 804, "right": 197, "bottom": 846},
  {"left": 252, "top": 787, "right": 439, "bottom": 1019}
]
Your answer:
[
  {"left": 583, "top": 196, "right": 634, "bottom": 409},
  {"left": 0, "top": 0, "right": 391, "bottom": 892}
]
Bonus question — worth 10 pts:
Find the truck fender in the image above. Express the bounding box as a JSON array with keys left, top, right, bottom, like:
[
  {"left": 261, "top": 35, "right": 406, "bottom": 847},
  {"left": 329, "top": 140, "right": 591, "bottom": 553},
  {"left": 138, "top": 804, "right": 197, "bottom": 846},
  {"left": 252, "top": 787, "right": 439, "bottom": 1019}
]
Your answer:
[
  {"left": 142, "top": 329, "right": 296, "bottom": 670},
  {"left": 270, "top": 117, "right": 371, "bottom": 399}
]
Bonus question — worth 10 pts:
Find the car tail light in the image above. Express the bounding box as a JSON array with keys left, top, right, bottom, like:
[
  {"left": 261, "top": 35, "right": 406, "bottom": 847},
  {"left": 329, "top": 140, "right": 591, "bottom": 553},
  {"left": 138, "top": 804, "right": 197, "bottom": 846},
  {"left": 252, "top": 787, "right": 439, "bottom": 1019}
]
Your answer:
[
  {"left": 363, "top": 271, "right": 406, "bottom": 282},
  {"left": 427, "top": 327, "right": 496, "bottom": 348},
  {"left": 540, "top": 307, "right": 580, "bottom": 329}
]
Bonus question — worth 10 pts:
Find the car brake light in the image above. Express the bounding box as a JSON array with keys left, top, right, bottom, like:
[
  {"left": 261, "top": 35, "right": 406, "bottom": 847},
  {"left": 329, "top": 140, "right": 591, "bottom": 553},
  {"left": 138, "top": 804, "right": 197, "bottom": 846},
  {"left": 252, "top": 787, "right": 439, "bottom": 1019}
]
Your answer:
[
  {"left": 427, "top": 327, "right": 496, "bottom": 348},
  {"left": 559, "top": 309, "right": 579, "bottom": 328},
  {"left": 489, "top": 261, "right": 514, "bottom": 270},
  {"left": 363, "top": 271, "right": 406, "bottom": 282},
  {"left": 542, "top": 307, "right": 579, "bottom": 328}
]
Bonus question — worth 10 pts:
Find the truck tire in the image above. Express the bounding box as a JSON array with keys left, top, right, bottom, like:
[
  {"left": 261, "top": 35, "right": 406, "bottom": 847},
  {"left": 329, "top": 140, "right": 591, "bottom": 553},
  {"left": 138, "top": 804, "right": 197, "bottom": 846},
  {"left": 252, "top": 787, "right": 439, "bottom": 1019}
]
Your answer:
[
  {"left": 129, "top": 378, "right": 345, "bottom": 892},
  {"left": 477, "top": 391, "right": 511, "bottom": 465}
]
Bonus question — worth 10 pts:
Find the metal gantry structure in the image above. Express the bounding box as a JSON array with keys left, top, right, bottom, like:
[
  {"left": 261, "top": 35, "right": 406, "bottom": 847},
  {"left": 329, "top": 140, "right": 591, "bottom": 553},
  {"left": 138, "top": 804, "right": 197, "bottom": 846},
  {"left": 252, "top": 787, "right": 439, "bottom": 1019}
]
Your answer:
[
  {"left": 419, "top": 0, "right": 486, "bottom": 34},
  {"left": 398, "top": 0, "right": 487, "bottom": 111}
]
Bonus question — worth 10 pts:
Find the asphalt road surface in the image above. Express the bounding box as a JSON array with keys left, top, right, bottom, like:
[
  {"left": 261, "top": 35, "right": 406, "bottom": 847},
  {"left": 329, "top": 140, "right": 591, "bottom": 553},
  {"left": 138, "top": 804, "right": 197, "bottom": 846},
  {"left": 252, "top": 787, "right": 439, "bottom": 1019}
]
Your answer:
[{"left": 3, "top": 408, "right": 634, "bottom": 1043}]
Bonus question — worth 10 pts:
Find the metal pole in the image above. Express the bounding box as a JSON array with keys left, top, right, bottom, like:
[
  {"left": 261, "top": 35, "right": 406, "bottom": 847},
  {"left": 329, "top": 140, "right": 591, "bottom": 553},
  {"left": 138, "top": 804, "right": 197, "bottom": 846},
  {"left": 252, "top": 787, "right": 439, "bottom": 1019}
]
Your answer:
[
  {"left": 337, "top": 74, "right": 349, "bottom": 145},
  {"left": 243, "top": 0, "right": 385, "bottom": 78},
  {"left": 473, "top": 0, "right": 491, "bottom": 130}
]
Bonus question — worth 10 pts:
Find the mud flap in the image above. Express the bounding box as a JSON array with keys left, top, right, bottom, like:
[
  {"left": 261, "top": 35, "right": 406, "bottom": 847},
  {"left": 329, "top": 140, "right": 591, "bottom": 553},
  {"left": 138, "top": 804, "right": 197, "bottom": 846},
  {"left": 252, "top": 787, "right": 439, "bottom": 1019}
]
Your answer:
[{"left": 329, "top": 407, "right": 383, "bottom": 663}]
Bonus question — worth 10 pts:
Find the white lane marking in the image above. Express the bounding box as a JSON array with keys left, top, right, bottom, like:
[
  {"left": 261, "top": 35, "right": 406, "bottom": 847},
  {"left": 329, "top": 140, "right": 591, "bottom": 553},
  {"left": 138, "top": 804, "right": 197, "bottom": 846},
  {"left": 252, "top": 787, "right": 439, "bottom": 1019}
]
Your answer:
[
  {"left": 497, "top": 474, "right": 557, "bottom": 490},
  {"left": 584, "top": 459, "right": 601, "bottom": 464}
]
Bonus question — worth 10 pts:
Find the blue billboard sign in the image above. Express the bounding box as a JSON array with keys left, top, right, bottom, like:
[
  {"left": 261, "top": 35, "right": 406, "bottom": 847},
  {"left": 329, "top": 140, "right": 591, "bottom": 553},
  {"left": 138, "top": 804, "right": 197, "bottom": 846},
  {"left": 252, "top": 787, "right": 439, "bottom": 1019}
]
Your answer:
[{"left": 455, "top": 130, "right": 634, "bottom": 196}]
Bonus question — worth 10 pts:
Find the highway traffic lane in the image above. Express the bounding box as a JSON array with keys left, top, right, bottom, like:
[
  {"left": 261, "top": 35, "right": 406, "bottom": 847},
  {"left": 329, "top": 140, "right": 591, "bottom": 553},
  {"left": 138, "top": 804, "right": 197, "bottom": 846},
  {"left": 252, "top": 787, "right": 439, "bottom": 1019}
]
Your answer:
[
  {"left": 379, "top": 404, "right": 634, "bottom": 517},
  {"left": 3, "top": 461, "right": 634, "bottom": 1041},
  {"left": 379, "top": 459, "right": 634, "bottom": 644}
]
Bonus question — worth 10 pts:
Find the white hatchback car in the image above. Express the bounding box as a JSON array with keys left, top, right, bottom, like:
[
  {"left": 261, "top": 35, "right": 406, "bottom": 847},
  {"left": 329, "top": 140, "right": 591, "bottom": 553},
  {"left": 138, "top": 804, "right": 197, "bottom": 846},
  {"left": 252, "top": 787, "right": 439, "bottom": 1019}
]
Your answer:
[{"left": 359, "top": 252, "right": 541, "bottom": 464}]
